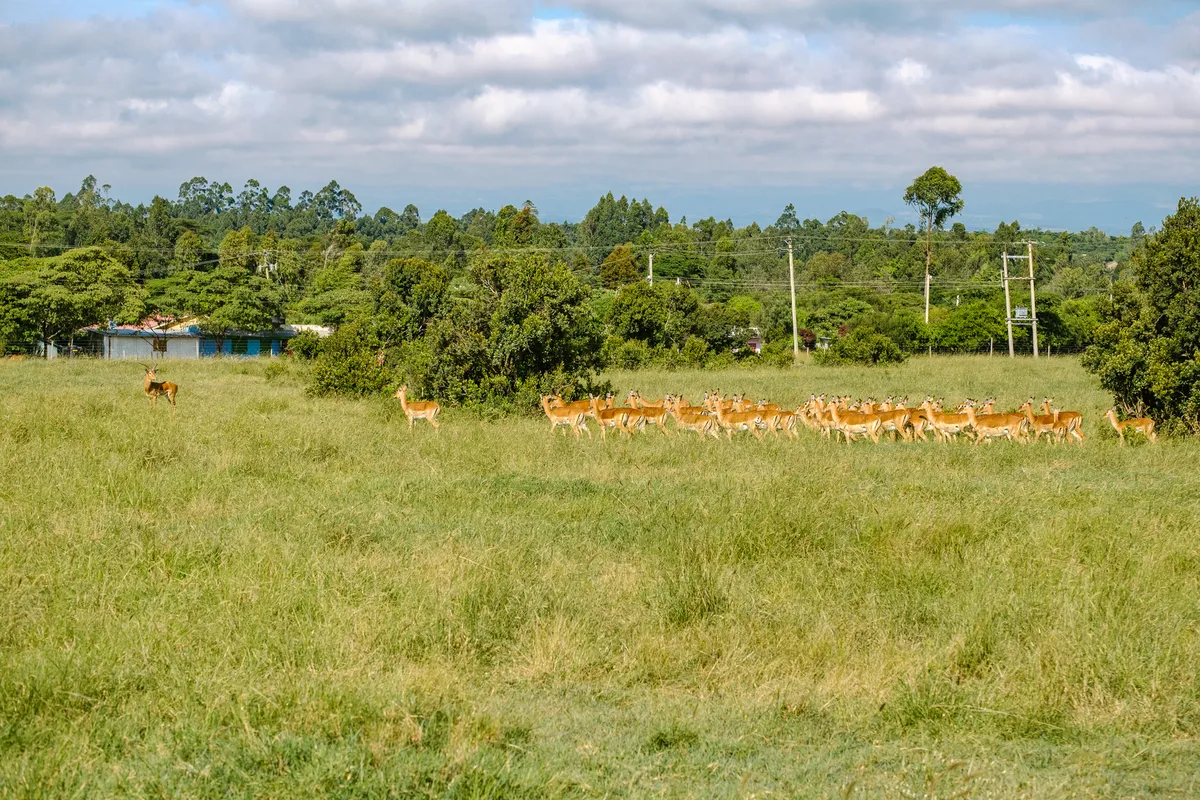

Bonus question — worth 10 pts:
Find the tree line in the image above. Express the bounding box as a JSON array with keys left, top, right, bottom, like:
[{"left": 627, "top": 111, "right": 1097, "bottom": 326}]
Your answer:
[{"left": 0, "top": 171, "right": 1162, "bottom": 410}]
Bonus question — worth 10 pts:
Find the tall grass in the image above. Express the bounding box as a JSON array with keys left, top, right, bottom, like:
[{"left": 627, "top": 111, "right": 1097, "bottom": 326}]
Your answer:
[{"left": 1, "top": 356, "right": 1199, "bottom": 798}]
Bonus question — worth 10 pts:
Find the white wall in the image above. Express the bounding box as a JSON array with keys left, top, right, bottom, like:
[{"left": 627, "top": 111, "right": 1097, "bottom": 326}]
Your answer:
[
  {"left": 105, "top": 336, "right": 201, "bottom": 360},
  {"left": 166, "top": 338, "right": 200, "bottom": 359},
  {"left": 106, "top": 337, "right": 155, "bottom": 360}
]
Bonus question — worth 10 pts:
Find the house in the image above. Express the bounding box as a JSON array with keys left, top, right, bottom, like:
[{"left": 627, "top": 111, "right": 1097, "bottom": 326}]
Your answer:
[{"left": 78, "top": 316, "right": 332, "bottom": 360}]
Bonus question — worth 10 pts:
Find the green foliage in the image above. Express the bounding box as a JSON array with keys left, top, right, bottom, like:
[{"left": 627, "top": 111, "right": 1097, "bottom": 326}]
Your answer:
[
  {"left": 760, "top": 337, "right": 796, "bottom": 367},
  {"left": 850, "top": 309, "right": 930, "bottom": 354},
  {"left": 372, "top": 257, "right": 448, "bottom": 344},
  {"left": 933, "top": 301, "right": 1005, "bottom": 352},
  {"left": 0, "top": 247, "right": 144, "bottom": 353},
  {"left": 598, "top": 243, "right": 641, "bottom": 289},
  {"left": 608, "top": 280, "right": 666, "bottom": 345},
  {"left": 904, "top": 166, "right": 965, "bottom": 238},
  {"left": 679, "top": 335, "right": 712, "bottom": 368},
  {"left": 287, "top": 330, "right": 321, "bottom": 359},
  {"left": 308, "top": 320, "right": 391, "bottom": 397},
  {"left": 815, "top": 329, "right": 905, "bottom": 366},
  {"left": 1084, "top": 197, "right": 1200, "bottom": 433},
  {"left": 394, "top": 253, "right": 604, "bottom": 411}
]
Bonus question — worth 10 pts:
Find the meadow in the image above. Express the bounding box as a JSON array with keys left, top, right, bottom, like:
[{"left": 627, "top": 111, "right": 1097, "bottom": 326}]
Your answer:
[{"left": 2, "top": 355, "right": 1198, "bottom": 799}]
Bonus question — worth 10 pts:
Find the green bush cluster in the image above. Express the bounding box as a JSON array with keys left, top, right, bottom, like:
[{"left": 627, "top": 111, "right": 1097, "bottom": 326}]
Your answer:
[
  {"left": 1083, "top": 197, "right": 1200, "bottom": 434},
  {"left": 814, "top": 329, "right": 906, "bottom": 366}
]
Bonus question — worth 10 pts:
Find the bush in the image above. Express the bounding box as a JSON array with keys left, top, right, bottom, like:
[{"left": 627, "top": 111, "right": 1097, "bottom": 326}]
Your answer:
[
  {"left": 308, "top": 321, "right": 392, "bottom": 397},
  {"left": 390, "top": 253, "right": 605, "bottom": 413},
  {"left": 1083, "top": 197, "right": 1200, "bottom": 434},
  {"left": 288, "top": 330, "right": 321, "bottom": 359},
  {"left": 933, "top": 302, "right": 1006, "bottom": 352},
  {"left": 679, "top": 336, "right": 711, "bottom": 368},
  {"left": 814, "top": 329, "right": 905, "bottom": 366},
  {"left": 760, "top": 338, "right": 796, "bottom": 368}
]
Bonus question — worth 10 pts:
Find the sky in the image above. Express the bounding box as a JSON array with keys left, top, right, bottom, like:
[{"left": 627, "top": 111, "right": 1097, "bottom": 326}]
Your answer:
[{"left": 1, "top": 0, "right": 1198, "bottom": 232}]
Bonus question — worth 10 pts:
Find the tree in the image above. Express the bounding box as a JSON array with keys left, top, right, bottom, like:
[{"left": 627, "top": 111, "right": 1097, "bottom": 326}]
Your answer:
[
  {"left": 158, "top": 265, "right": 281, "bottom": 352},
  {"left": 3, "top": 248, "right": 144, "bottom": 356},
  {"left": 608, "top": 281, "right": 667, "bottom": 345},
  {"left": 1083, "top": 197, "right": 1200, "bottom": 434},
  {"left": 598, "top": 244, "right": 640, "bottom": 289},
  {"left": 904, "top": 167, "right": 964, "bottom": 323},
  {"left": 398, "top": 252, "right": 603, "bottom": 410},
  {"left": 373, "top": 257, "right": 449, "bottom": 344},
  {"left": 23, "top": 187, "right": 58, "bottom": 256}
]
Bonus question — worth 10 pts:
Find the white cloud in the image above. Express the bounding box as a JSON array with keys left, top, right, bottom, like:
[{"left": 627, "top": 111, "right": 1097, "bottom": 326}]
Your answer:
[
  {"left": 0, "top": 0, "right": 1198, "bottom": 201},
  {"left": 888, "top": 58, "right": 930, "bottom": 85}
]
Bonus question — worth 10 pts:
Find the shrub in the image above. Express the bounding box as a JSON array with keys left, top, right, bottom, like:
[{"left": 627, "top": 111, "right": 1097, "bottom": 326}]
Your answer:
[
  {"left": 288, "top": 330, "right": 321, "bottom": 359},
  {"left": 601, "top": 337, "right": 655, "bottom": 370},
  {"left": 1083, "top": 197, "right": 1200, "bottom": 434},
  {"left": 933, "top": 302, "right": 1006, "bottom": 352},
  {"left": 308, "top": 321, "right": 392, "bottom": 397},
  {"left": 391, "top": 253, "right": 605, "bottom": 412},
  {"left": 679, "top": 336, "right": 711, "bottom": 368},
  {"left": 760, "top": 338, "right": 796, "bottom": 368},
  {"left": 814, "top": 329, "right": 905, "bottom": 366}
]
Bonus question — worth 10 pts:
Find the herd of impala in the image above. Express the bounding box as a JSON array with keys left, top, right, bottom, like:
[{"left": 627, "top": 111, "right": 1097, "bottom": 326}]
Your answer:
[
  {"left": 538, "top": 390, "right": 1158, "bottom": 445},
  {"left": 130, "top": 366, "right": 1156, "bottom": 444}
]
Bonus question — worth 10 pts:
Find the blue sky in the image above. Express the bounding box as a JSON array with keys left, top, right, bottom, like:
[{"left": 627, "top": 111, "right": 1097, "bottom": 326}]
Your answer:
[{"left": 2, "top": 0, "right": 1198, "bottom": 231}]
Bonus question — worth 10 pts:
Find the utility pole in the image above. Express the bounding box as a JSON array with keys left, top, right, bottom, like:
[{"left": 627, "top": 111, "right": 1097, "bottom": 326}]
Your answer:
[
  {"left": 924, "top": 249, "right": 932, "bottom": 324},
  {"left": 1002, "top": 251, "right": 1015, "bottom": 358},
  {"left": 787, "top": 238, "right": 799, "bottom": 363},
  {"left": 648, "top": 252, "right": 654, "bottom": 286},
  {"left": 1028, "top": 240, "right": 1039, "bottom": 360}
]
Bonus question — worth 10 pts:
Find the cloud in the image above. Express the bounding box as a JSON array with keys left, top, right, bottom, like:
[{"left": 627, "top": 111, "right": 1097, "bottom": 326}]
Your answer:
[{"left": 0, "top": 0, "right": 1198, "bottom": 209}]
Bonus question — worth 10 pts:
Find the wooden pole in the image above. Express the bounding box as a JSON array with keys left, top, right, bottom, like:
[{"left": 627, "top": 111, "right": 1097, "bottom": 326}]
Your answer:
[
  {"left": 787, "top": 238, "right": 799, "bottom": 364},
  {"left": 1003, "top": 251, "right": 1015, "bottom": 358},
  {"left": 1028, "top": 241, "right": 1039, "bottom": 360}
]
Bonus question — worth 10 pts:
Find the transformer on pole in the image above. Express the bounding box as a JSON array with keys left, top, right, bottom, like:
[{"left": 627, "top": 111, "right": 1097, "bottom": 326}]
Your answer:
[{"left": 1001, "top": 243, "right": 1039, "bottom": 359}]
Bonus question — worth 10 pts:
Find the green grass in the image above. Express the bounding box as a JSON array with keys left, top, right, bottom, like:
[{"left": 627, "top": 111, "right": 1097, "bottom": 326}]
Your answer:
[{"left": 2, "top": 355, "right": 1199, "bottom": 798}]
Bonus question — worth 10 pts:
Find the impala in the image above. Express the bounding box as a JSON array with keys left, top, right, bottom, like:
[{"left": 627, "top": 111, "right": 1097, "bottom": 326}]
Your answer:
[
  {"left": 827, "top": 402, "right": 882, "bottom": 444},
  {"left": 140, "top": 363, "right": 179, "bottom": 414},
  {"left": 627, "top": 401, "right": 672, "bottom": 436},
  {"left": 963, "top": 404, "right": 1026, "bottom": 444},
  {"left": 669, "top": 398, "right": 721, "bottom": 439},
  {"left": 541, "top": 395, "right": 589, "bottom": 438},
  {"left": 1105, "top": 408, "right": 1156, "bottom": 445},
  {"left": 761, "top": 407, "right": 799, "bottom": 439},
  {"left": 395, "top": 384, "right": 441, "bottom": 432},
  {"left": 713, "top": 392, "right": 765, "bottom": 440},
  {"left": 875, "top": 407, "right": 913, "bottom": 441},
  {"left": 907, "top": 407, "right": 931, "bottom": 441},
  {"left": 924, "top": 399, "right": 970, "bottom": 443},
  {"left": 628, "top": 390, "right": 667, "bottom": 410},
  {"left": 1041, "top": 398, "right": 1084, "bottom": 445},
  {"left": 1018, "top": 399, "right": 1059, "bottom": 444},
  {"left": 549, "top": 394, "right": 593, "bottom": 416},
  {"left": 590, "top": 396, "right": 632, "bottom": 439}
]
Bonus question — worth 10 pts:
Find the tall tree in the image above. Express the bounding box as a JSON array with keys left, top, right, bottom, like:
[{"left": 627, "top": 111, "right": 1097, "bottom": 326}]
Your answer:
[
  {"left": 23, "top": 187, "right": 59, "bottom": 256},
  {"left": 904, "top": 167, "right": 964, "bottom": 322}
]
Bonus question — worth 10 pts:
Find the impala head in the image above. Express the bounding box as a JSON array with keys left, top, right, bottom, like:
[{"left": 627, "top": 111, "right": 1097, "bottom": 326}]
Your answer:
[{"left": 394, "top": 384, "right": 409, "bottom": 399}]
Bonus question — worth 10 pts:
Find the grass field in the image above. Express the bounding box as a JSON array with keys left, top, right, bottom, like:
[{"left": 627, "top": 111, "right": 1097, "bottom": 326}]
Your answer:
[{"left": 2, "top": 355, "right": 1199, "bottom": 798}]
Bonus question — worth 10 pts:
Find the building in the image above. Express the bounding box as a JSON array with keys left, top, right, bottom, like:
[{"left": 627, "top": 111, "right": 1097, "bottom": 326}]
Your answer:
[{"left": 73, "top": 316, "right": 332, "bottom": 360}]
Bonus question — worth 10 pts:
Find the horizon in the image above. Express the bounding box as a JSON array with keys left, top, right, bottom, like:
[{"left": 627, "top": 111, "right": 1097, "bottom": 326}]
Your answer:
[{"left": 2, "top": 0, "right": 1198, "bottom": 235}]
